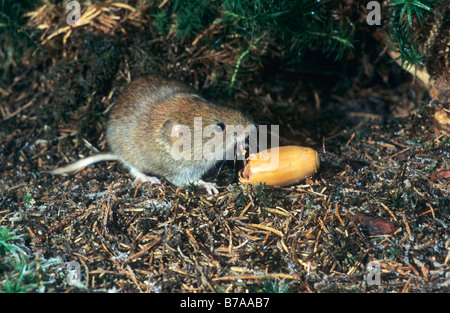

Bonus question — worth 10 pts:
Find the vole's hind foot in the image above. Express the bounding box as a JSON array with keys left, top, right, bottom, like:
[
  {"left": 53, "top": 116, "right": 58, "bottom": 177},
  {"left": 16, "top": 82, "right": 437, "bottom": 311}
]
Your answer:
[
  {"left": 133, "top": 175, "right": 162, "bottom": 185},
  {"left": 130, "top": 168, "right": 162, "bottom": 186},
  {"left": 197, "top": 180, "right": 219, "bottom": 195}
]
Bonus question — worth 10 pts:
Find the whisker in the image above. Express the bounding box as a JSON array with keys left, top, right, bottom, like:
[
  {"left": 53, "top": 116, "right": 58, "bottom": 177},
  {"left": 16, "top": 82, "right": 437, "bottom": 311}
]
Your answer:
[
  {"left": 215, "top": 159, "right": 226, "bottom": 180},
  {"left": 233, "top": 153, "right": 238, "bottom": 181}
]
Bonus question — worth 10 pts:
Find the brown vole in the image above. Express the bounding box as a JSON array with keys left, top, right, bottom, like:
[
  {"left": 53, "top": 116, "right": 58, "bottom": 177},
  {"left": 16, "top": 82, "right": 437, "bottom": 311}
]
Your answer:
[{"left": 50, "top": 74, "right": 254, "bottom": 194}]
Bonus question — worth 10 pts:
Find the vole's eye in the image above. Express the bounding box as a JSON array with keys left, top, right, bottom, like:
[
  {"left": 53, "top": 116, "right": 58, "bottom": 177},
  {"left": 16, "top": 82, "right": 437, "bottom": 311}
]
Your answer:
[{"left": 215, "top": 122, "right": 225, "bottom": 132}]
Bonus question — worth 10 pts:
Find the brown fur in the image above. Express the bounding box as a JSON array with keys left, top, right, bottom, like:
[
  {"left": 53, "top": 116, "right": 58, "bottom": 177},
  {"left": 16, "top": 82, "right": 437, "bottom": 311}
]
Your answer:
[
  {"left": 51, "top": 74, "right": 253, "bottom": 193},
  {"left": 105, "top": 74, "right": 253, "bottom": 187}
]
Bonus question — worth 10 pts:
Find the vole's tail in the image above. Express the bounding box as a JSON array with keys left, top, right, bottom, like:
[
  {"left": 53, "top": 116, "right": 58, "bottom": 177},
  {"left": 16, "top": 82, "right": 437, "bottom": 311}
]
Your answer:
[{"left": 49, "top": 153, "right": 119, "bottom": 175}]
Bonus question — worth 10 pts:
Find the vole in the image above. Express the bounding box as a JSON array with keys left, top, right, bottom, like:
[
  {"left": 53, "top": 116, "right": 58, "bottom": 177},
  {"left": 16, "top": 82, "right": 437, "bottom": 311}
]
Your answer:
[{"left": 50, "top": 74, "right": 254, "bottom": 195}]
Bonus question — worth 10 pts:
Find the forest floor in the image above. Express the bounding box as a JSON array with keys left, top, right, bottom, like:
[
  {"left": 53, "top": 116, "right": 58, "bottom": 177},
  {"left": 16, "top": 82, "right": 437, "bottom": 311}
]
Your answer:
[{"left": 1, "top": 2, "right": 449, "bottom": 293}]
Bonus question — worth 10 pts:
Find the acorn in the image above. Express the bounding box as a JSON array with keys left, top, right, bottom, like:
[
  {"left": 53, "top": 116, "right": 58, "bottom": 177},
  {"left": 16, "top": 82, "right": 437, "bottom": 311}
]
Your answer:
[{"left": 239, "top": 146, "right": 319, "bottom": 186}]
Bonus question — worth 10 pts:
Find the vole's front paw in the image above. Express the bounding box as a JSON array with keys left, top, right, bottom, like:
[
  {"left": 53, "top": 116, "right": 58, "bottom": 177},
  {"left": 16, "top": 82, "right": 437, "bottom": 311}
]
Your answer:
[{"left": 196, "top": 180, "right": 219, "bottom": 195}]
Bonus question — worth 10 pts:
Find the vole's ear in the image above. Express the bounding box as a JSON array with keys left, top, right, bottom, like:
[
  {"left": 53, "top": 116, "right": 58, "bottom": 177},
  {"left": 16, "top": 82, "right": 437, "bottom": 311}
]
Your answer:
[
  {"left": 163, "top": 119, "right": 190, "bottom": 145},
  {"left": 162, "top": 119, "right": 174, "bottom": 140}
]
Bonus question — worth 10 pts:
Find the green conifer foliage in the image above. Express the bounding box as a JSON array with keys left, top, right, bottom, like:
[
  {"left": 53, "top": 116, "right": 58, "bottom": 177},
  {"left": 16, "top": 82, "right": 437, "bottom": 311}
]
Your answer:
[{"left": 154, "top": 0, "right": 440, "bottom": 84}]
